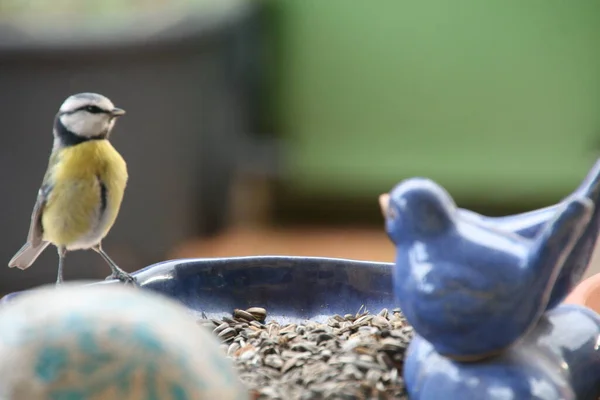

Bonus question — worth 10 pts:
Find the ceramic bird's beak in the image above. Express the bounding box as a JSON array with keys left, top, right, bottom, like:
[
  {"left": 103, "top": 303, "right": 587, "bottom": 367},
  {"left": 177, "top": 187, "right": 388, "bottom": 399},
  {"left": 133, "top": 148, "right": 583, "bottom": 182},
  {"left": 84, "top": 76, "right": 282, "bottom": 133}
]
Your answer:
[
  {"left": 379, "top": 193, "right": 390, "bottom": 218},
  {"left": 110, "top": 107, "right": 126, "bottom": 117}
]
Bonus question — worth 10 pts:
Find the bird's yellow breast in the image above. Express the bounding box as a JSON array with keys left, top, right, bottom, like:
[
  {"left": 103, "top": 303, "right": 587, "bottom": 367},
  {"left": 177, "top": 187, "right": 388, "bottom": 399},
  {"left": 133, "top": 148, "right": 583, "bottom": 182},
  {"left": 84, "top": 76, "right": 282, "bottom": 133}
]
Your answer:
[{"left": 42, "top": 140, "right": 128, "bottom": 247}]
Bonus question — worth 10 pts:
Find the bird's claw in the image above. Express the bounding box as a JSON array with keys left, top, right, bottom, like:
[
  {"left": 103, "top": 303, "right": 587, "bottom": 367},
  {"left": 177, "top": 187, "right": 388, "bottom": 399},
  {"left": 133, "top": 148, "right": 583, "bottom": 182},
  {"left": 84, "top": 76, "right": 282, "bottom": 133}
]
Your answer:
[{"left": 105, "top": 271, "right": 137, "bottom": 286}]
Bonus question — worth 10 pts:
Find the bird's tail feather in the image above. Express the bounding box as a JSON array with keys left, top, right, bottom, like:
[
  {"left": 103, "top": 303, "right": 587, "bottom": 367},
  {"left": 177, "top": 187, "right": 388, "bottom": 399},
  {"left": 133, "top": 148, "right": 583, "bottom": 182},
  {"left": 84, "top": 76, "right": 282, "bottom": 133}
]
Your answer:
[
  {"left": 574, "top": 158, "right": 600, "bottom": 200},
  {"left": 8, "top": 241, "right": 50, "bottom": 270}
]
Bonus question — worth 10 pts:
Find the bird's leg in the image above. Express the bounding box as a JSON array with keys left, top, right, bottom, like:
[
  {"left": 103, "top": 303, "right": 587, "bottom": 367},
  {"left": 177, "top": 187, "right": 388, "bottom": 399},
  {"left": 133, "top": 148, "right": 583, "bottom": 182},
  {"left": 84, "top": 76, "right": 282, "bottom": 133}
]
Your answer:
[
  {"left": 56, "top": 246, "right": 67, "bottom": 286},
  {"left": 92, "top": 243, "right": 136, "bottom": 285}
]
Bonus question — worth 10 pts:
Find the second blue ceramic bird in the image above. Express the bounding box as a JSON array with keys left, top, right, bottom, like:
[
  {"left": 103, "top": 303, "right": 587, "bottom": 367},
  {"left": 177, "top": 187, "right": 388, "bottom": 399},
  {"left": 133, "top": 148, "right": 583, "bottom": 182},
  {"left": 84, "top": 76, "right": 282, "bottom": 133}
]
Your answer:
[
  {"left": 380, "top": 178, "right": 593, "bottom": 360},
  {"left": 458, "top": 159, "right": 600, "bottom": 309}
]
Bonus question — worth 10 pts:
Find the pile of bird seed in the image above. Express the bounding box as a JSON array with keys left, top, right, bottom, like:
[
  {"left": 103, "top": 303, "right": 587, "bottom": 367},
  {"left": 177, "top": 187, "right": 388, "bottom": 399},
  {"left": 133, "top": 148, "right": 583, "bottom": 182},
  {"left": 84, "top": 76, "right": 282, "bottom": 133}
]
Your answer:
[{"left": 197, "top": 305, "right": 412, "bottom": 400}]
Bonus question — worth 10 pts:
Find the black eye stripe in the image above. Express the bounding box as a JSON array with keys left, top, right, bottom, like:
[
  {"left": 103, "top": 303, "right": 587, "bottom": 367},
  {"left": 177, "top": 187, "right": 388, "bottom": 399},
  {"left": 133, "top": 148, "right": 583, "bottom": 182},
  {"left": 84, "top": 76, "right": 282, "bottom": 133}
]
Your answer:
[
  {"left": 81, "top": 105, "right": 106, "bottom": 114},
  {"left": 60, "top": 105, "right": 107, "bottom": 115}
]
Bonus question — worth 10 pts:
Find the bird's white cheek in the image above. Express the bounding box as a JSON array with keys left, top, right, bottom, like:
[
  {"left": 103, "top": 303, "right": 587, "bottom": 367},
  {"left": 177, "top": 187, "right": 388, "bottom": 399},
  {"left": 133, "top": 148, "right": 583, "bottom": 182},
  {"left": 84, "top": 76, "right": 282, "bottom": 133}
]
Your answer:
[
  {"left": 61, "top": 114, "right": 108, "bottom": 137},
  {"left": 83, "top": 116, "right": 109, "bottom": 137}
]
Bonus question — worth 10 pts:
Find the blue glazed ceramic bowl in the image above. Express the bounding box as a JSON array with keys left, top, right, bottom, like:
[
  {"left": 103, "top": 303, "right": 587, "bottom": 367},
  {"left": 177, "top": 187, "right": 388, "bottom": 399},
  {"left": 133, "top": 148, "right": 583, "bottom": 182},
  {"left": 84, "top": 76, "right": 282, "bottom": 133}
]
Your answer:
[
  {"left": 2, "top": 256, "right": 600, "bottom": 400},
  {"left": 1, "top": 256, "right": 398, "bottom": 322}
]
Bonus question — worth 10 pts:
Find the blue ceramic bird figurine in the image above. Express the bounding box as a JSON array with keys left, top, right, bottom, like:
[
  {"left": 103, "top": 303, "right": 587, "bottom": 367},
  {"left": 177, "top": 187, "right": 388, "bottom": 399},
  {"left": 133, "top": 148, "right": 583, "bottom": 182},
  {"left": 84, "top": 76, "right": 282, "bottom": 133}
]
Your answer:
[
  {"left": 457, "top": 158, "right": 600, "bottom": 309},
  {"left": 380, "top": 178, "right": 593, "bottom": 361},
  {"left": 403, "top": 304, "right": 600, "bottom": 400}
]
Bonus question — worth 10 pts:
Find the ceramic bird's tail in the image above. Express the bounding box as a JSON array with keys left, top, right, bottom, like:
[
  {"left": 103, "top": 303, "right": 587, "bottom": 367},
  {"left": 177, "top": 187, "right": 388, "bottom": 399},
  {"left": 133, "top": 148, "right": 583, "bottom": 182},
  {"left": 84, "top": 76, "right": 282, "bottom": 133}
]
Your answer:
[
  {"left": 547, "top": 158, "right": 600, "bottom": 309},
  {"left": 8, "top": 241, "right": 50, "bottom": 270},
  {"left": 572, "top": 158, "right": 600, "bottom": 200},
  {"left": 529, "top": 197, "right": 594, "bottom": 313}
]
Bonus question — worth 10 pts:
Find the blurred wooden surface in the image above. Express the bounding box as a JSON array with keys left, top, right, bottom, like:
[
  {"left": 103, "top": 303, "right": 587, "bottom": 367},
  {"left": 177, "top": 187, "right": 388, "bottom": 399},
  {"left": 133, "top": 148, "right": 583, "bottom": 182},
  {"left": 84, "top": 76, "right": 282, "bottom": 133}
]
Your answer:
[
  {"left": 170, "top": 226, "right": 394, "bottom": 262},
  {"left": 171, "top": 226, "right": 600, "bottom": 281},
  {"left": 3, "top": 227, "right": 598, "bottom": 299}
]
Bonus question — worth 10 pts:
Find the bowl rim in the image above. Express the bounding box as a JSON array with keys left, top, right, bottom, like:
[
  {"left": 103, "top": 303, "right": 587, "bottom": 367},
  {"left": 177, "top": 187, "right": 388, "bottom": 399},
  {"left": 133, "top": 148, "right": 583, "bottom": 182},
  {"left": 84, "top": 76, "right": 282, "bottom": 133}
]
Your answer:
[{"left": 1, "top": 255, "right": 395, "bottom": 305}]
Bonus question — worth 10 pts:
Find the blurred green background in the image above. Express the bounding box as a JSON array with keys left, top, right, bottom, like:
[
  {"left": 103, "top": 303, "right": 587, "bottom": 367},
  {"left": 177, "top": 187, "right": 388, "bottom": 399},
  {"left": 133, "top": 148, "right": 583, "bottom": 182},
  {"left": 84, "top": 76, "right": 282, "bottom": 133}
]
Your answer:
[
  {"left": 2, "top": 0, "right": 600, "bottom": 292},
  {"left": 267, "top": 0, "right": 600, "bottom": 212}
]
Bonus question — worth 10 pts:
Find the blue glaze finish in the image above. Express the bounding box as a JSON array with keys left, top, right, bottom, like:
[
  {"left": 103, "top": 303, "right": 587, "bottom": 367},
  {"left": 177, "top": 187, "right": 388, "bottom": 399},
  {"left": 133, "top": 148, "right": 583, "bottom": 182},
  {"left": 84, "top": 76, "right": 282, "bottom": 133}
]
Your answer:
[
  {"left": 404, "top": 304, "right": 600, "bottom": 400},
  {"left": 383, "top": 177, "right": 593, "bottom": 359},
  {"left": 122, "top": 256, "right": 397, "bottom": 323},
  {"left": 458, "top": 159, "right": 600, "bottom": 308},
  {"left": 2, "top": 256, "right": 600, "bottom": 399},
  {"left": 1, "top": 257, "right": 397, "bottom": 323}
]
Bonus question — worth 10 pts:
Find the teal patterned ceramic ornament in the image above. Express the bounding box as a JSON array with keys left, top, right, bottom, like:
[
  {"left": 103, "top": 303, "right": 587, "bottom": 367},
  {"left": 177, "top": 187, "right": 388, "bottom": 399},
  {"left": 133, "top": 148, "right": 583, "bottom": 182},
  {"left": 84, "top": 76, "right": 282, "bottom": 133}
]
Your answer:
[{"left": 0, "top": 283, "right": 248, "bottom": 400}]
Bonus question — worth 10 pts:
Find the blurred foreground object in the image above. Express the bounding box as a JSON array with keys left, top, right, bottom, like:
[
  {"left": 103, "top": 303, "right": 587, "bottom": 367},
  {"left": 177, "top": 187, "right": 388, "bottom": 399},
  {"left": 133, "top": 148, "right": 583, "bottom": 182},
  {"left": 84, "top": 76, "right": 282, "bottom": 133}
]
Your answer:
[
  {"left": 0, "top": 283, "right": 248, "bottom": 400},
  {"left": 0, "top": 0, "right": 269, "bottom": 292}
]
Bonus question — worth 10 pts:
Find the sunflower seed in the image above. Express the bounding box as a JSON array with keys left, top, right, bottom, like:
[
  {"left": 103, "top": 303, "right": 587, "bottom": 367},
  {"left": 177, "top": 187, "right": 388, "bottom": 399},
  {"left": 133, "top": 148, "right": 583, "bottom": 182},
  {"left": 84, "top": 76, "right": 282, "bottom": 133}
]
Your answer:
[
  {"left": 227, "top": 342, "right": 241, "bottom": 356},
  {"left": 246, "top": 307, "right": 268, "bottom": 322},
  {"left": 213, "top": 322, "right": 229, "bottom": 334},
  {"left": 217, "top": 327, "right": 236, "bottom": 339},
  {"left": 371, "top": 315, "right": 391, "bottom": 329},
  {"left": 263, "top": 354, "right": 284, "bottom": 370},
  {"left": 279, "top": 324, "right": 297, "bottom": 334},
  {"left": 234, "top": 309, "right": 255, "bottom": 321},
  {"left": 198, "top": 306, "right": 412, "bottom": 399},
  {"left": 353, "top": 314, "right": 373, "bottom": 327}
]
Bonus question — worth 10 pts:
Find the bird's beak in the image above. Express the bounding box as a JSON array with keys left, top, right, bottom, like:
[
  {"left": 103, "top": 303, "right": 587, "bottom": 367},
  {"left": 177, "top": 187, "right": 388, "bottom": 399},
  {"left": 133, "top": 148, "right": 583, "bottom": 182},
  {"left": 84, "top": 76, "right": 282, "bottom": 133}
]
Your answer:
[
  {"left": 379, "top": 193, "right": 390, "bottom": 218},
  {"left": 110, "top": 108, "right": 126, "bottom": 117}
]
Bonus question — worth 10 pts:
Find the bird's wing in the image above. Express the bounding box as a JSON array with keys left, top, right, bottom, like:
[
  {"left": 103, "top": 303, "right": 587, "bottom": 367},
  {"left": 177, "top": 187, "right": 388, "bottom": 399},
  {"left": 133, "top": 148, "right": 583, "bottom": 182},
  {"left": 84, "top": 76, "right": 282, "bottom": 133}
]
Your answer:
[
  {"left": 26, "top": 185, "right": 50, "bottom": 247},
  {"left": 26, "top": 151, "right": 58, "bottom": 246}
]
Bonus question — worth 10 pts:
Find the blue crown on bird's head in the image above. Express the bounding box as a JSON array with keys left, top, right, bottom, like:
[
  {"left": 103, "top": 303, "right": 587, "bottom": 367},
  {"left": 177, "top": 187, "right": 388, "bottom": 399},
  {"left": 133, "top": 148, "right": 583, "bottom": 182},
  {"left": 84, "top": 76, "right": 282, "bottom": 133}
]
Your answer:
[{"left": 380, "top": 177, "right": 457, "bottom": 243}]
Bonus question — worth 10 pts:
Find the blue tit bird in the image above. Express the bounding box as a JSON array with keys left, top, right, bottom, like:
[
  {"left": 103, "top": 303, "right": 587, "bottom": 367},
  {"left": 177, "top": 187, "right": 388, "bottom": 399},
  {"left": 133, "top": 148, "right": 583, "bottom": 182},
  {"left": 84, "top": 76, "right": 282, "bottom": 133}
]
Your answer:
[{"left": 8, "top": 92, "right": 135, "bottom": 285}]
